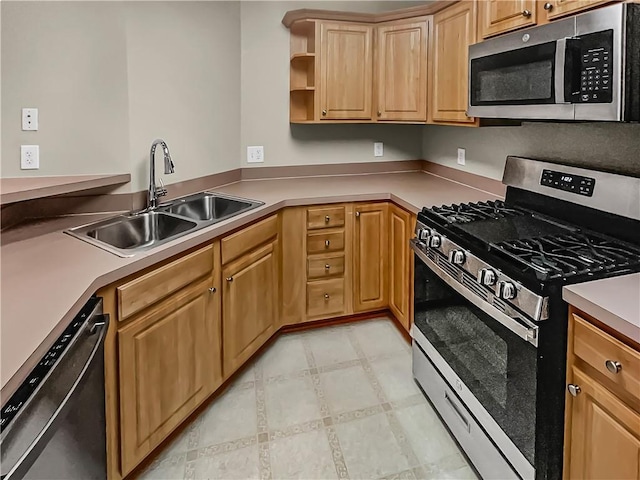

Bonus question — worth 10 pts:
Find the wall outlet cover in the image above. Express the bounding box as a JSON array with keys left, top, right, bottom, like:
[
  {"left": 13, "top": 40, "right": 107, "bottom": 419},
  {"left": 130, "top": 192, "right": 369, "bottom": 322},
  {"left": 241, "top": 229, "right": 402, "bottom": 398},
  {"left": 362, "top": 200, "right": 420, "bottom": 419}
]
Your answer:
[
  {"left": 21, "top": 145, "right": 40, "bottom": 170},
  {"left": 247, "top": 146, "right": 264, "bottom": 163},
  {"left": 374, "top": 142, "right": 384, "bottom": 157},
  {"left": 22, "top": 108, "right": 38, "bottom": 131},
  {"left": 457, "top": 148, "right": 466, "bottom": 166}
]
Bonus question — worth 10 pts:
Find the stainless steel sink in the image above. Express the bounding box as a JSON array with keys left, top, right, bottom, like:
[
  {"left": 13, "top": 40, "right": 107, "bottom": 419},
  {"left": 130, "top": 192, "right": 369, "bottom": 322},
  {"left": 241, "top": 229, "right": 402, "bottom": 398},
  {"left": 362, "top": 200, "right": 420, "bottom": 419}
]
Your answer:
[
  {"left": 158, "top": 193, "right": 261, "bottom": 222},
  {"left": 65, "top": 192, "right": 263, "bottom": 257}
]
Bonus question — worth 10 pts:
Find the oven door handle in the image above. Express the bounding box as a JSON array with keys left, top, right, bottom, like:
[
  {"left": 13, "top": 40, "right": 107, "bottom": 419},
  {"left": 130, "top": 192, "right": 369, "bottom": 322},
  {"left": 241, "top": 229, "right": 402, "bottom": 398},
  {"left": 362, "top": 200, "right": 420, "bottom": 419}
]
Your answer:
[{"left": 411, "top": 240, "right": 539, "bottom": 347}]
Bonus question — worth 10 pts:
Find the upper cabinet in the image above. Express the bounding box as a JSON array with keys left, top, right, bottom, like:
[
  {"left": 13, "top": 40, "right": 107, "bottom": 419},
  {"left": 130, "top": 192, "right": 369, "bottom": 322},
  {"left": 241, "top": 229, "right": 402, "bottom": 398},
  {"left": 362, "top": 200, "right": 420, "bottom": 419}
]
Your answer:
[
  {"left": 429, "top": 1, "right": 478, "bottom": 125},
  {"left": 542, "top": 0, "right": 619, "bottom": 20},
  {"left": 479, "top": 0, "right": 537, "bottom": 38},
  {"left": 375, "top": 19, "right": 428, "bottom": 122},
  {"left": 320, "top": 23, "right": 373, "bottom": 120}
]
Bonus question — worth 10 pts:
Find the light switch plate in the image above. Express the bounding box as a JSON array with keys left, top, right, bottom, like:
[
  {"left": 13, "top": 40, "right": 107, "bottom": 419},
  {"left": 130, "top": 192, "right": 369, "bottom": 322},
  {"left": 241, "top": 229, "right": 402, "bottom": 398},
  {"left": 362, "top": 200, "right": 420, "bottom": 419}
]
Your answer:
[
  {"left": 22, "top": 108, "right": 38, "bottom": 131},
  {"left": 247, "top": 146, "right": 264, "bottom": 163},
  {"left": 457, "top": 148, "right": 466, "bottom": 166},
  {"left": 21, "top": 145, "right": 39, "bottom": 169},
  {"left": 374, "top": 142, "right": 384, "bottom": 157}
]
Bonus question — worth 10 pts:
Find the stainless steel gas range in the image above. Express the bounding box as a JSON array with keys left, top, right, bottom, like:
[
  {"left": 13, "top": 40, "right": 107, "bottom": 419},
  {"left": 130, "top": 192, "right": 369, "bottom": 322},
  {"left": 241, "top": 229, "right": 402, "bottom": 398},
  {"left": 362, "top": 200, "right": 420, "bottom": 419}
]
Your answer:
[{"left": 411, "top": 156, "right": 640, "bottom": 480}]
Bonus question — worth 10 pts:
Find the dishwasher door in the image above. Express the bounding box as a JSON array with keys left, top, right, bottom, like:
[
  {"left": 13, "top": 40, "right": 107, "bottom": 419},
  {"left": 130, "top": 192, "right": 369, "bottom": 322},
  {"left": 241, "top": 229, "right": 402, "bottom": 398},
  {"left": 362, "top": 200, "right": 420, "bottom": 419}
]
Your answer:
[{"left": 1, "top": 298, "right": 108, "bottom": 480}]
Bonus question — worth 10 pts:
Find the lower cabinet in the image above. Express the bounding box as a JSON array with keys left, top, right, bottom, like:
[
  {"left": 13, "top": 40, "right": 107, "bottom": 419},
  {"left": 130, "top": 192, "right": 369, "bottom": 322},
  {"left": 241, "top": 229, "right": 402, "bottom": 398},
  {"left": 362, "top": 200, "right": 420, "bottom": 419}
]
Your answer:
[
  {"left": 353, "top": 203, "right": 389, "bottom": 312},
  {"left": 118, "top": 277, "right": 221, "bottom": 475},
  {"left": 389, "top": 205, "right": 415, "bottom": 331},
  {"left": 222, "top": 240, "right": 278, "bottom": 375}
]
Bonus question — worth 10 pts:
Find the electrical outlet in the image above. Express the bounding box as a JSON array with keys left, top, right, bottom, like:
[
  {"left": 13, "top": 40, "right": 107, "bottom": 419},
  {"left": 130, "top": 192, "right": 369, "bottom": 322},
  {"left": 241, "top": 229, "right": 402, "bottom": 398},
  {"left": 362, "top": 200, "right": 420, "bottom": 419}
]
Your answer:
[
  {"left": 22, "top": 108, "right": 38, "bottom": 131},
  {"left": 457, "top": 148, "right": 466, "bottom": 166},
  {"left": 374, "top": 142, "right": 384, "bottom": 157},
  {"left": 21, "top": 145, "right": 39, "bottom": 170},
  {"left": 247, "top": 146, "right": 264, "bottom": 163}
]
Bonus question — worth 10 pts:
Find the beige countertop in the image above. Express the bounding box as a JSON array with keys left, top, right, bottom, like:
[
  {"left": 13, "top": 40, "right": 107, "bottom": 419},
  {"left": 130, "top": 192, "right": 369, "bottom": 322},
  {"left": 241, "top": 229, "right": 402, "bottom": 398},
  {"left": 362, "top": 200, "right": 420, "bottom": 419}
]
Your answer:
[
  {"left": 0, "top": 174, "right": 131, "bottom": 204},
  {"left": 563, "top": 274, "right": 640, "bottom": 343}
]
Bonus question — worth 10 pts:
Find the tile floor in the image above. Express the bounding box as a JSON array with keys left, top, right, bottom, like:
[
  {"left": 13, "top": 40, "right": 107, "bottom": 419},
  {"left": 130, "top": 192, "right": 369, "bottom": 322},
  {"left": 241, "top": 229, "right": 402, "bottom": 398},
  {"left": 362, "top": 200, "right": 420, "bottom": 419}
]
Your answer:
[{"left": 139, "top": 318, "right": 478, "bottom": 480}]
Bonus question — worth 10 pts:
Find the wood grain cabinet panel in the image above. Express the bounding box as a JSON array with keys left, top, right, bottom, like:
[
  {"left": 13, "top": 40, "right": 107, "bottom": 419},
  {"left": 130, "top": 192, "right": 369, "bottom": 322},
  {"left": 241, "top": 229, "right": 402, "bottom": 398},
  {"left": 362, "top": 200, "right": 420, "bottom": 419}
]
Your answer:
[
  {"left": 375, "top": 19, "right": 428, "bottom": 122},
  {"left": 479, "top": 0, "right": 537, "bottom": 38},
  {"left": 543, "top": 0, "right": 620, "bottom": 20},
  {"left": 307, "top": 278, "right": 346, "bottom": 318},
  {"left": 566, "top": 367, "right": 640, "bottom": 480},
  {"left": 222, "top": 241, "right": 278, "bottom": 376},
  {"left": 353, "top": 203, "right": 388, "bottom": 312},
  {"left": 221, "top": 214, "right": 277, "bottom": 265},
  {"left": 429, "top": 1, "right": 478, "bottom": 125},
  {"left": 308, "top": 254, "right": 345, "bottom": 279},
  {"left": 320, "top": 22, "right": 373, "bottom": 120},
  {"left": 118, "top": 278, "right": 220, "bottom": 476},
  {"left": 389, "top": 205, "right": 415, "bottom": 331},
  {"left": 307, "top": 205, "right": 346, "bottom": 229},
  {"left": 307, "top": 229, "right": 345, "bottom": 254}
]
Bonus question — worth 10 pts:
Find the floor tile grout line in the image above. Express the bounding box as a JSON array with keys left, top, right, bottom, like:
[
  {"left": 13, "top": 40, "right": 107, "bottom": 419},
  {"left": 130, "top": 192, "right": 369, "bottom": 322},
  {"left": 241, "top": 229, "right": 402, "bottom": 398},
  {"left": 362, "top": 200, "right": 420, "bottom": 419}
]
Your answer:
[{"left": 254, "top": 362, "right": 272, "bottom": 480}]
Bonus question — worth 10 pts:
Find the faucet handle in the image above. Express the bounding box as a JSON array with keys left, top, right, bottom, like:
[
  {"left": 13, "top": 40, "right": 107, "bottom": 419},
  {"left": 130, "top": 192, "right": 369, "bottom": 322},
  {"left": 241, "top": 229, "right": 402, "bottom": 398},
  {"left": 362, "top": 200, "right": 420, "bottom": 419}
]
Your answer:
[{"left": 156, "top": 178, "right": 168, "bottom": 197}]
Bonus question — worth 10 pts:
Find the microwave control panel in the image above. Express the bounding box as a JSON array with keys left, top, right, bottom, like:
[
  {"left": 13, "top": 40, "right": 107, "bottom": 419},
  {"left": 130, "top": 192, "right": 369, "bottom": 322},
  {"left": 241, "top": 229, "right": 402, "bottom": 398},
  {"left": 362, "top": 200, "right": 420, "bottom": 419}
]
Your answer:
[
  {"left": 574, "top": 30, "right": 614, "bottom": 104},
  {"left": 541, "top": 169, "right": 595, "bottom": 197}
]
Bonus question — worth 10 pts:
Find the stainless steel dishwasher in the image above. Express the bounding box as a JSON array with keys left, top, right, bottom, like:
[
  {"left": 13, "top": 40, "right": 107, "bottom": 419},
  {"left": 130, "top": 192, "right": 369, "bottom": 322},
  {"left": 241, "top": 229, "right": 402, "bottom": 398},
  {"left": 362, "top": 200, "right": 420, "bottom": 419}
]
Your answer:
[{"left": 1, "top": 297, "right": 109, "bottom": 480}]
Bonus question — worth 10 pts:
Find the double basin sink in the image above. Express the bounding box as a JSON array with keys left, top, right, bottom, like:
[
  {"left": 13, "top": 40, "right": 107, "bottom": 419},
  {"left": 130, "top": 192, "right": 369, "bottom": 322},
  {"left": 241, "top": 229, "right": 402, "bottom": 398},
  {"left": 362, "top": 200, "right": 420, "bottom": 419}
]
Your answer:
[{"left": 66, "top": 192, "right": 263, "bottom": 257}]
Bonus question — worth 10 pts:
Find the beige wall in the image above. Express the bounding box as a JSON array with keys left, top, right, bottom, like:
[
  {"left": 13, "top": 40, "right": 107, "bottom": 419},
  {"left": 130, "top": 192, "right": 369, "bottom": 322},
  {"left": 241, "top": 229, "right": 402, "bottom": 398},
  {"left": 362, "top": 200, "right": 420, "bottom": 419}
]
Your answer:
[{"left": 239, "top": 1, "right": 424, "bottom": 168}]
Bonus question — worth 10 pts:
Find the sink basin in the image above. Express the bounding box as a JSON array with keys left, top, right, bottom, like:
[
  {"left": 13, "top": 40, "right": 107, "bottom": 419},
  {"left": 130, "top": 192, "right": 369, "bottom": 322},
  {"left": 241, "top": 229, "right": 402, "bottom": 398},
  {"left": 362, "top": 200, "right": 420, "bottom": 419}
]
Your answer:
[
  {"left": 158, "top": 193, "right": 260, "bottom": 222},
  {"left": 66, "top": 192, "right": 263, "bottom": 257}
]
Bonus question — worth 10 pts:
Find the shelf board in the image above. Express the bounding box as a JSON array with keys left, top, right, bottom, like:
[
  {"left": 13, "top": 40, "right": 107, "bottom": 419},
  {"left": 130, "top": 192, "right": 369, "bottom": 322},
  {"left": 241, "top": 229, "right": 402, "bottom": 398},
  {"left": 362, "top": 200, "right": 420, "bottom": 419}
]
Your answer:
[
  {"left": 290, "top": 86, "right": 315, "bottom": 92},
  {"left": 291, "top": 53, "right": 316, "bottom": 61}
]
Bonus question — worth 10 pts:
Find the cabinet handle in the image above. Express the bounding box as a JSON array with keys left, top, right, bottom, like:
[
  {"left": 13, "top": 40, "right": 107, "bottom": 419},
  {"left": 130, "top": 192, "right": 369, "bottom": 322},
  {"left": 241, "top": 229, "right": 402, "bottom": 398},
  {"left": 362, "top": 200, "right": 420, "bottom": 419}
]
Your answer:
[
  {"left": 208, "top": 287, "right": 216, "bottom": 293},
  {"left": 325, "top": 240, "right": 330, "bottom": 247},
  {"left": 605, "top": 360, "right": 622, "bottom": 374},
  {"left": 324, "top": 294, "right": 330, "bottom": 300},
  {"left": 325, "top": 264, "right": 331, "bottom": 270},
  {"left": 325, "top": 215, "right": 330, "bottom": 223},
  {"left": 567, "top": 384, "right": 581, "bottom": 397},
  {"left": 377, "top": 111, "right": 382, "bottom": 117},
  {"left": 226, "top": 277, "right": 233, "bottom": 282},
  {"left": 522, "top": 9, "right": 532, "bottom": 17},
  {"left": 355, "top": 211, "right": 360, "bottom": 217},
  {"left": 543, "top": 2, "right": 553, "bottom": 10},
  {"left": 322, "top": 109, "right": 327, "bottom": 116}
]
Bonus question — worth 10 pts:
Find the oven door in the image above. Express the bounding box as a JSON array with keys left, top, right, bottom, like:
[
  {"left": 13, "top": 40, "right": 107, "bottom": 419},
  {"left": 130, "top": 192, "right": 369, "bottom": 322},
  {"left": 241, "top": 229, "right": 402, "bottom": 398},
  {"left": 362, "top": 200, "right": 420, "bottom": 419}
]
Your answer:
[
  {"left": 411, "top": 242, "right": 537, "bottom": 480},
  {"left": 467, "top": 18, "right": 575, "bottom": 120}
]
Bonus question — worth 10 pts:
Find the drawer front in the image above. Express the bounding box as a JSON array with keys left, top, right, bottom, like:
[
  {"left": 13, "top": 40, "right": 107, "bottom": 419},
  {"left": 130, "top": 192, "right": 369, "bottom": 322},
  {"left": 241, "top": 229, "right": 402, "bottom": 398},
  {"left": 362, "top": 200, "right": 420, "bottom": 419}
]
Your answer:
[
  {"left": 118, "top": 245, "right": 213, "bottom": 321},
  {"left": 221, "top": 214, "right": 278, "bottom": 264},
  {"left": 307, "top": 206, "right": 346, "bottom": 230},
  {"left": 307, "top": 230, "right": 345, "bottom": 254},
  {"left": 308, "top": 254, "right": 345, "bottom": 279},
  {"left": 573, "top": 314, "right": 640, "bottom": 401},
  {"left": 307, "top": 278, "right": 345, "bottom": 317}
]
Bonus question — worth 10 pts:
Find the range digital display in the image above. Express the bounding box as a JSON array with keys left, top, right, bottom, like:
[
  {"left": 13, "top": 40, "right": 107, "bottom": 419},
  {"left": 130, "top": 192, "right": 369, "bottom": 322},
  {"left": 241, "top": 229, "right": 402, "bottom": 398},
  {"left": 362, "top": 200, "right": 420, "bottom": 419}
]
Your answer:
[{"left": 540, "top": 169, "right": 595, "bottom": 197}]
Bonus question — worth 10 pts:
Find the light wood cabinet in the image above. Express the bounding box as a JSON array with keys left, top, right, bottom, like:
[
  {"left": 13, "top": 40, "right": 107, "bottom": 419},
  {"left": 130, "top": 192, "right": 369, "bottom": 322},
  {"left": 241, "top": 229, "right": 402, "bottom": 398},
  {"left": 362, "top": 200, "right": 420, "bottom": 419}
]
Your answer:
[
  {"left": 543, "top": 0, "right": 620, "bottom": 20},
  {"left": 222, "top": 241, "right": 278, "bottom": 376},
  {"left": 375, "top": 19, "right": 428, "bottom": 122},
  {"left": 389, "top": 205, "right": 415, "bottom": 331},
  {"left": 353, "top": 203, "right": 388, "bottom": 312},
  {"left": 429, "top": 1, "right": 478, "bottom": 125},
  {"left": 319, "top": 22, "right": 373, "bottom": 120},
  {"left": 479, "top": 0, "right": 538, "bottom": 38},
  {"left": 118, "top": 276, "right": 221, "bottom": 476}
]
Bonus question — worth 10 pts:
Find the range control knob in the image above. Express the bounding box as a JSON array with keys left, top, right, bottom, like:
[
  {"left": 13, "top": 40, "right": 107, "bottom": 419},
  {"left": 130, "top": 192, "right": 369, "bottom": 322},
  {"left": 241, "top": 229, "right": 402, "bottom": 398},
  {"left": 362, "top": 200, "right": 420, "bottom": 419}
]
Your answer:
[
  {"left": 498, "top": 281, "right": 517, "bottom": 300},
  {"left": 449, "top": 250, "right": 466, "bottom": 265},
  {"left": 478, "top": 268, "right": 497, "bottom": 286},
  {"left": 417, "top": 228, "right": 432, "bottom": 241},
  {"left": 429, "top": 235, "right": 442, "bottom": 248}
]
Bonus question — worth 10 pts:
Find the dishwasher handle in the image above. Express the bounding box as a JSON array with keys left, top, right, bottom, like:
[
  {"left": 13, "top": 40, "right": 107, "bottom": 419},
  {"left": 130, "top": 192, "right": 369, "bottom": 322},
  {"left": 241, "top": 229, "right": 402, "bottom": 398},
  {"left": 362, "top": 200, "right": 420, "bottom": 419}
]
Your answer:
[{"left": 0, "top": 303, "right": 109, "bottom": 480}]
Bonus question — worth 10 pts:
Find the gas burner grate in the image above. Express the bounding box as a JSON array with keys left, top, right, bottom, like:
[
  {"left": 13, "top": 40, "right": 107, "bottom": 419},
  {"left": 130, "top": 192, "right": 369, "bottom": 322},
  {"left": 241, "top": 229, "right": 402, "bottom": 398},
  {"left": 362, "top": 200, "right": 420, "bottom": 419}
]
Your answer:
[
  {"left": 492, "top": 232, "right": 640, "bottom": 281},
  {"left": 425, "top": 200, "right": 526, "bottom": 225}
]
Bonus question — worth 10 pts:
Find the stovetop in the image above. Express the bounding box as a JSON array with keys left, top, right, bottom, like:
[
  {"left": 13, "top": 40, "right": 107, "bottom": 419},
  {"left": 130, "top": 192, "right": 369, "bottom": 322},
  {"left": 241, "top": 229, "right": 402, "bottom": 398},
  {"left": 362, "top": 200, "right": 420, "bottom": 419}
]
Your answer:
[{"left": 418, "top": 200, "right": 640, "bottom": 291}]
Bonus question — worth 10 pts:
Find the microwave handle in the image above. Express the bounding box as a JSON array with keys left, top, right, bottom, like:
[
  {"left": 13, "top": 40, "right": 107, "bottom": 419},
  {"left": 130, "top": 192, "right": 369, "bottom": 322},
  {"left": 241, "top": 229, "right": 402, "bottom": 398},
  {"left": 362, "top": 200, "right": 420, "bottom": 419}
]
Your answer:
[{"left": 555, "top": 38, "right": 568, "bottom": 104}]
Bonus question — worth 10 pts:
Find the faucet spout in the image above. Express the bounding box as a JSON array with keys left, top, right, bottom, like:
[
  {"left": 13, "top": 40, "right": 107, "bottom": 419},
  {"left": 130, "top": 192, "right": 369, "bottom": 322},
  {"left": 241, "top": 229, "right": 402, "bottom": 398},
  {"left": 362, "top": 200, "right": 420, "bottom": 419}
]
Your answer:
[{"left": 148, "top": 139, "right": 175, "bottom": 210}]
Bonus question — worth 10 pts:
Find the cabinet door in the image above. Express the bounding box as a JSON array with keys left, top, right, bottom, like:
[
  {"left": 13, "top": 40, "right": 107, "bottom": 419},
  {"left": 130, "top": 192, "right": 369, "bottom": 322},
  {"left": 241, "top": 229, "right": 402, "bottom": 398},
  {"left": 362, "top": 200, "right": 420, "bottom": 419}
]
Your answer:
[
  {"left": 119, "top": 278, "right": 220, "bottom": 475},
  {"left": 376, "top": 20, "right": 428, "bottom": 122},
  {"left": 430, "top": 2, "right": 477, "bottom": 124},
  {"left": 566, "top": 367, "right": 640, "bottom": 479},
  {"left": 222, "top": 241, "right": 277, "bottom": 375},
  {"left": 353, "top": 203, "right": 388, "bottom": 312},
  {"left": 480, "top": 0, "right": 537, "bottom": 38},
  {"left": 544, "top": 0, "right": 619, "bottom": 20},
  {"left": 389, "top": 205, "right": 415, "bottom": 331},
  {"left": 320, "top": 22, "right": 373, "bottom": 120}
]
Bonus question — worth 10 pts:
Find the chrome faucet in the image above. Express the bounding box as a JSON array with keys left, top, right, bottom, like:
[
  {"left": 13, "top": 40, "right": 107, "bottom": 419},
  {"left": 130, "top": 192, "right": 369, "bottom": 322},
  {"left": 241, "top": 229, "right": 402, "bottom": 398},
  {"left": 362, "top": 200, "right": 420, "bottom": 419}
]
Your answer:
[{"left": 148, "top": 139, "right": 175, "bottom": 210}]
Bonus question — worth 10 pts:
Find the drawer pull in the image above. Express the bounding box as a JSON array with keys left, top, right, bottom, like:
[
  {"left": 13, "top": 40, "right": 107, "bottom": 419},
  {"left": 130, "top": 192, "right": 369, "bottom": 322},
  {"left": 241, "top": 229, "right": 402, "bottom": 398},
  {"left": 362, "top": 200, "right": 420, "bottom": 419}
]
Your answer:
[
  {"left": 567, "top": 384, "right": 581, "bottom": 397},
  {"left": 325, "top": 215, "right": 330, "bottom": 223},
  {"left": 324, "top": 294, "right": 330, "bottom": 300},
  {"left": 325, "top": 264, "right": 331, "bottom": 270},
  {"left": 355, "top": 211, "right": 360, "bottom": 217},
  {"left": 325, "top": 240, "right": 330, "bottom": 247},
  {"left": 605, "top": 360, "right": 622, "bottom": 374},
  {"left": 444, "top": 391, "right": 470, "bottom": 433},
  {"left": 226, "top": 277, "right": 233, "bottom": 282},
  {"left": 543, "top": 2, "right": 553, "bottom": 10},
  {"left": 208, "top": 287, "right": 216, "bottom": 293},
  {"left": 522, "top": 9, "right": 532, "bottom": 17}
]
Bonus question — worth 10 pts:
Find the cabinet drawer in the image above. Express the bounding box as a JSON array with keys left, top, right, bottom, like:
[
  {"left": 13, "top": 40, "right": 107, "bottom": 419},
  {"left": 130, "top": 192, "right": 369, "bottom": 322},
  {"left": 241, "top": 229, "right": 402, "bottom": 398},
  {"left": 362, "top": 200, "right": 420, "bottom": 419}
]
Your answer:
[
  {"left": 307, "top": 206, "right": 346, "bottom": 230},
  {"left": 573, "top": 314, "right": 640, "bottom": 401},
  {"left": 307, "top": 230, "right": 345, "bottom": 254},
  {"left": 221, "top": 214, "right": 278, "bottom": 264},
  {"left": 308, "top": 254, "right": 345, "bottom": 279},
  {"left": 307, "top": 278, "right": 345, "bottom": 317},
  {"left": 118, "top": 245, "right": 213, "bottom": 321}
]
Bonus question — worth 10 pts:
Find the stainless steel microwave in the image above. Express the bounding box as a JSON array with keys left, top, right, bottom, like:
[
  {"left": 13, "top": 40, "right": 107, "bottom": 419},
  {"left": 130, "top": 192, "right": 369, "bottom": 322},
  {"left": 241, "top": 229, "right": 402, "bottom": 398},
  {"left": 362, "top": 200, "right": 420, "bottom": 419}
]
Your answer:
[{"left": 467, "top": 3, "right": 640, "bottom": 121}]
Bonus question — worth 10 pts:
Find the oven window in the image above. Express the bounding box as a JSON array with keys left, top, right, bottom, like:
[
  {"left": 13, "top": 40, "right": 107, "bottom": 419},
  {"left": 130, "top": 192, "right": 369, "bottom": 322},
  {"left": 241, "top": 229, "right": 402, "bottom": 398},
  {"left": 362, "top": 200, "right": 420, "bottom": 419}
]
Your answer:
[
  {"left": 471, "top": 41, "right": 556, "bottom": 106},
  {"left": 413, "top": 256, "right": 537, "bottom": 465}
]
